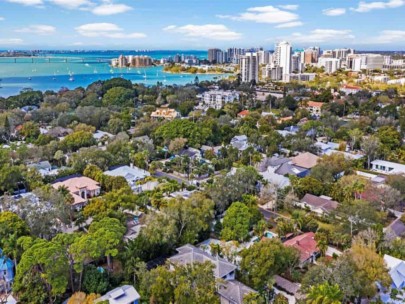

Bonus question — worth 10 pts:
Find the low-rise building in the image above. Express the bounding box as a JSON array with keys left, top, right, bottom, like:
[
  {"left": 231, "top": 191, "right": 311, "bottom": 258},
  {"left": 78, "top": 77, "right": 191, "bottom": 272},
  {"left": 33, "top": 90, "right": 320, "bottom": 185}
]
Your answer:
[
  {"left": 104, "top": 165, "right": 150, "bottom": 193},
  {"left": 305, "top": 101, "right": 324, "bottom": 117},
  {"left": 230, "top": 135, "right": 249, "bottom": 151},
  {"left": 371, "top": 160, "right": 405, "bottom": 175},
  {"left": 340, "top": 84, "right": 362, "bottom": 95},
  {"left": 95, "top": 285, "right": 140, "bottom": 304},
  {"left": 52, "top": 176, "right": 101, "bottom": 209},
  {"left": 0, "top": 249, "right": 14, "bottom": 293},
  {"left": 380, "top": 255, "right": 405, "bottom": 303},
  {"left": 151, "top": 107, "right": 180, "bottom": 119},
  {"left": 237, "top": 110, "right": 250, "bottom": 118},
  {"left": 199, "top": 90, "right": 239, "bottom": 110},
  {"left": 297, "top": 194, "right": 339, "bottom": 215},
  {"left": 284, "top": 232, "right": 320, "bottom": 266}
]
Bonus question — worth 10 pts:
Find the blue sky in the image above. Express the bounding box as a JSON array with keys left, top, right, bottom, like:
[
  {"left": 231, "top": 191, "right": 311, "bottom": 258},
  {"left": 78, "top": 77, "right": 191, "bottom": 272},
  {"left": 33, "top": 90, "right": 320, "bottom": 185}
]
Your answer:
[{"left": 1, "top": 0, "right": 405, "bottom": 50}]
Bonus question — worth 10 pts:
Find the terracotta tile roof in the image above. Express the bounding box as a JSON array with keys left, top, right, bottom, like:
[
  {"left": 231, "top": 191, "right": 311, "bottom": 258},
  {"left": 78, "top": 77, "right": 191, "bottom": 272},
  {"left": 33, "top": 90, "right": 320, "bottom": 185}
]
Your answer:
[
  {"left": 291, "top": 152, "right": 319, "bottom": 169},
  {"left": 52, "top": 176, "right": 100, "bottom": 194},
  {"left": 307, "top": 101, "right": 324, "bottom": 108},
  {"left": 342, "top": 84, "right": 361, "bottom": 90},
  {"left": 284, "top": 232, "right": 319, "bottom": 263},
  {"left": 237, "top": 110, "right": 250, "bottom": 117}
]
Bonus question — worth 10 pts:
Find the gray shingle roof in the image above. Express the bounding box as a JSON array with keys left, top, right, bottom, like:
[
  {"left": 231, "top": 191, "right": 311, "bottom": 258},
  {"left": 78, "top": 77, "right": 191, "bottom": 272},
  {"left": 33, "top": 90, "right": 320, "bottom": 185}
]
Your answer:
[
  {"left": 217, "top": 280, "right": 257, "bottom": 304},
  {"left": 168, "top": 244, "right": 236, "bottom": 278}
]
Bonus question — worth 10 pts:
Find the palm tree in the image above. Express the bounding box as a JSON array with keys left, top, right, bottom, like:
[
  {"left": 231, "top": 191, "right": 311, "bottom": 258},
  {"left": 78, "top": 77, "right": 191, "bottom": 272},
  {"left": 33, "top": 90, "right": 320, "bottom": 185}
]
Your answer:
[
  {"left": 306, "top": 283, "right": 343, "bottom": 304},
  {"left": 315, "top": 232, "right": 329, "bottom": 257}
]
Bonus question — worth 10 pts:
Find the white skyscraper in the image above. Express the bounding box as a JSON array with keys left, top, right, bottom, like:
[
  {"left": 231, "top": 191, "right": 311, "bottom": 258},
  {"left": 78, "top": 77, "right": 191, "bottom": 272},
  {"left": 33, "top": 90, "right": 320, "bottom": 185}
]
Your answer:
[
  {"left": 240, "top": 52, "right": 259, "bottom": 83},
  {"left": 274, "top": 41, "right": 292, "bottom": 81}
]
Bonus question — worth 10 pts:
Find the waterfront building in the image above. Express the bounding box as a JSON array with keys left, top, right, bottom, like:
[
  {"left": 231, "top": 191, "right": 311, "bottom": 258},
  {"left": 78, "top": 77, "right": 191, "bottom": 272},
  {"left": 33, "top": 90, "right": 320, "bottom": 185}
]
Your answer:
[{"left": 240, "top": 52, "right": 259, "bottom": 83}]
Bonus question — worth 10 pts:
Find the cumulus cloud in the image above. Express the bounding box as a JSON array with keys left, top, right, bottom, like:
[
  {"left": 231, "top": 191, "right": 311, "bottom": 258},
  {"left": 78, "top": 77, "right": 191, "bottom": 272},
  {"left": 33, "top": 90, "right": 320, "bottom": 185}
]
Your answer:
[
  {"left": 323, "top": 8, "right": 347, "bottom": 16},
  {"left": 0, "top": 38, "right": 24, "bottom": 45},
  {"left": 163, "top": 24, "right": 242, "bottom": 41},
  {"left": 278, "top": 4, "right": 299, "bottom": 10},
  {"left": 275, "top": 21, "right": 303, "bottom": 28},
  {"left": 6, "top": 0, "right": 43, "bottom": 5},
  {"left": 0, "top": 17, "right": 4, "bottom": 21},
  {"left": 15, "top": 24, "right": 56, "bottom": 35},
  {"left": 372, "top": 30, "right": 405, "bottom": 43},
  {"left": 286, "top": 29, "right": 355, "bottom": 43},
  {"left": 217, "top": 6, "right": 299, "bottom": 25},
  {"left": 352, "top": 0, "right": 405, "bottom": 12},
  {"left": 75, "top": 23, "right": 146, "bottom": 39},
  {"left": 92, "top": 3, "right": 133, "bottom": 15}
]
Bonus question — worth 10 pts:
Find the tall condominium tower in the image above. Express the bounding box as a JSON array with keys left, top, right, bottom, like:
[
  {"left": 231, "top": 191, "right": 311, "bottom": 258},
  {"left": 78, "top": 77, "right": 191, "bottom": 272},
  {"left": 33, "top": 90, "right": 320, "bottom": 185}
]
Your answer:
[
  {"left": 240, "top": 52, "right": 259, "bottom": 83},
  {"left": 274, "top": 41, "right": 292, "bottom": 81}
]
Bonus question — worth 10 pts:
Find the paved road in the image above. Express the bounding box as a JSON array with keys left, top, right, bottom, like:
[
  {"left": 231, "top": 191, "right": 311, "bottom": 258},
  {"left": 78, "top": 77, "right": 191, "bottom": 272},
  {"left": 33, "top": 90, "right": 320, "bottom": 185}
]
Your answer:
[{"left": 154, "top": 171, "right": 188, "bottom": 184}]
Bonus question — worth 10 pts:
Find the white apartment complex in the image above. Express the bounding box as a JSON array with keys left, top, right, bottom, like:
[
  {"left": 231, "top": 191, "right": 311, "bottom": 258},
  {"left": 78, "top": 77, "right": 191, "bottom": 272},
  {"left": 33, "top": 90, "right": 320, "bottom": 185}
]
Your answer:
[{"left": 200, "top": 90, "right": 240, "bottom": 110}]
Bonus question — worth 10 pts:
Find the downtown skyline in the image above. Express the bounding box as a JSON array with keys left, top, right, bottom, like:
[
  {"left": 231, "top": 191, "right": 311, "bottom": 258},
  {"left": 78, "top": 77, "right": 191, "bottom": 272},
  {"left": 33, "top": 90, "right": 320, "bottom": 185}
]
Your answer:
[{"left": 1, "top": 0, "right": 405, "bottom": 50}]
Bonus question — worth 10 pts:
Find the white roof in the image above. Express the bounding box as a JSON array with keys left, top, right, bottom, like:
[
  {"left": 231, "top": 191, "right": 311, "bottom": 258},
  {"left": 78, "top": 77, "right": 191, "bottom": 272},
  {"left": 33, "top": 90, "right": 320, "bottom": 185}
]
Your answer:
[
  {"left": 384, "top": 254, "right": 405, "bottom": 289},
  {"left": 104, "top": 165, "right": 150, "bottom": 181},
  {"left": 371, "top": 160, "right": 405, "bottom": 173},
  {"left": 93, "top": 130, "right": 114, "bottom": 140},
  {"left": 95, "top": 285, "right": 140, "bottom": 304}
]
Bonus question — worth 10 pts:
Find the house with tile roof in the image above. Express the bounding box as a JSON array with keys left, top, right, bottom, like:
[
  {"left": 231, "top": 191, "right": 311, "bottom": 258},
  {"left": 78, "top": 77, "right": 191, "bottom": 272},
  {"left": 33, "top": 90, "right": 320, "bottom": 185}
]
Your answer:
[
  {"left": 284, "top": 232, "right": 320, "bottom": 267},
  {"left": 305, "top": 101, "right": 324, "bottom": 117},
  {"left": 52, "top": 176, "right": 101, "bottom": 209},
  {"left": 237, "top": 110, "right": 250, "bottom": 118}
]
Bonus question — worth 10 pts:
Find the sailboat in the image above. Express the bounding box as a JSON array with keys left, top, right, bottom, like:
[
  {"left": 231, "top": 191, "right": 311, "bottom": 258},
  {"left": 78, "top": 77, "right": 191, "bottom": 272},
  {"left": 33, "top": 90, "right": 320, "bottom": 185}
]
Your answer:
[{"left": 69, "top": 72, "right": 74, "bottom": 82}]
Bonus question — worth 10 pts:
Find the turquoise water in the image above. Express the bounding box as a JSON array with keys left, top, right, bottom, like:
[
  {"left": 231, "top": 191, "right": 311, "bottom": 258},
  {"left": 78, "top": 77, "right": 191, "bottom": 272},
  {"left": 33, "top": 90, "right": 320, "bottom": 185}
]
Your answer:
[{"left": 0, "top": 50, "right": 223, "bottom": 97}]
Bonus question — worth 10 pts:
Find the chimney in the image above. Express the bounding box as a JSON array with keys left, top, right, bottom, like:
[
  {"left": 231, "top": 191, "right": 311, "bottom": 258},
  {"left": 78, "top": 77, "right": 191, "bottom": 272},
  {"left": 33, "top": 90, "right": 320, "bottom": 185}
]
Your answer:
[{"left": 130, "top": 163, "right": 134, "bottom": 169}]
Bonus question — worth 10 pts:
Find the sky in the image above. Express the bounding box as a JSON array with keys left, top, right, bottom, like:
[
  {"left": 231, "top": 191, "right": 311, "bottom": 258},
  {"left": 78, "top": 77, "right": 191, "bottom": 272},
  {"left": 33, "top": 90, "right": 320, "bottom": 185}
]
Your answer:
[{"left": 1, "top": 0, "right": 405, "bottom": 50}]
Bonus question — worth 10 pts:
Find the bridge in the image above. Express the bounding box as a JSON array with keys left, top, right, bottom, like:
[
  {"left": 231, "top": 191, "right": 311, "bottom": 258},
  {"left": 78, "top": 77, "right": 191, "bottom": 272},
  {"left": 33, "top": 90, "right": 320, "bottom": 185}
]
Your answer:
[{"left": 0, "top": 56, "right": 112, "bottom": 64}]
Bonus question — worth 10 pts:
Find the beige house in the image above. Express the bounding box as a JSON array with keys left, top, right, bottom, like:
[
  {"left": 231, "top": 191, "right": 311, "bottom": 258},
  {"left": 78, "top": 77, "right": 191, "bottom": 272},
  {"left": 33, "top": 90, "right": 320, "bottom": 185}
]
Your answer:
[
  {"left": 305, "top": 101, "right": 324, "bottom": 117},
  {"left": 151, "top": 107, "right": 180, "bottom": 119},
  {"left": 52, "top": 176, "right": 101, "bottom": 209}
]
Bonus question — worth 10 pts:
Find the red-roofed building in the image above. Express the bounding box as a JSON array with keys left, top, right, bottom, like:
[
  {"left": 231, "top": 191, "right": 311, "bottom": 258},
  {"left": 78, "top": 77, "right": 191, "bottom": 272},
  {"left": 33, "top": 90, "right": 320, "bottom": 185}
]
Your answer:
[
  {"left": 340, "top": 84, "right": 362, "bottom": 95},
  {"left": 237, "top": 110, "right": 250, "bottom": 118},
  {"left": 305, "top": 101, "right": 324, "bottom": 117},
  {"left": 284, "top": 232, "right": 319, "bottom": 266}
]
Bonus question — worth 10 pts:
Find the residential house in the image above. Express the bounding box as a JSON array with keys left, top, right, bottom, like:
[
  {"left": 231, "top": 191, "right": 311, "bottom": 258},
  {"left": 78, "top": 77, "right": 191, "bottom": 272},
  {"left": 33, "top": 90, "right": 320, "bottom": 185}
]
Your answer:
[
  {"left": 384, "top": 218, "right": 405, "bottom": 242},
  {"left": 237, "top": 110, "right": 250, "bottom": 118},
  {"left": 217, "top": 280, "right": 257, "bottom": 304},
  {"left": 94, "top": 285, "right": 140, "bottom": 304},
  {"left": 230, "top": 135, "right": 249, "bottom": 152},
  {"left": 379, "top": 255, "right": 405, "bottom": 303},
  {"left": 291, "top": 152, "right": 319, "bottom": 171},
  {"left": 104, "top": 165, "right": 150, "bottom": 193},
  {"left": 47, "top": 127, "right": 73, "bottom": 139},
  {"left": 305, "top": 101, "right": 324, "bottom": 117},
  {"left": 371, "top": 160, "right": 405, "bottom": 175},
  {"left": 0, "top": 249, "right": 14, "bottom": 293},
  {"left": 151, "top": 107, "right": 180, "bottom": 120},
  {"left": 168, "top": 244, "right": 257, "bottom": 304},
  {"left": 178, "top": 147, "right": 202, "bottom": 160},
  {"left": 52, "top": 176, "right": 101, "bottom": 209},
  {"left": 27, "top": 161, "right": 59, "bottom": 177},
  {"left": 340, "top": 84, "right": 362, "bottom": 95},
  {"left": 168, "top": 244, "right": 236, "bottom": 281},
  {"left": 284, "top": 232, "right": 320, "bottom": 266},
  {"left": 297, "top": 194, "right": 339, "bottom": 215},
  {"left": 201, "top": 145, "right": 222, "bottom": 157},
  {"left": 93, "top": 130, "right": 114, "bottom": 142}
]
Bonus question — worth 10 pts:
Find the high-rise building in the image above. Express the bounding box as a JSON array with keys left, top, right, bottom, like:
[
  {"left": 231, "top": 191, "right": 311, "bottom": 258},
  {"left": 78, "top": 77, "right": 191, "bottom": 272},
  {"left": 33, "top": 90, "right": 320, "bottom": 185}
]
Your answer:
[
  {"left": 332, "top": 48, "right": 354, "bottom": 60},
  {"left": 208, "top": 48, "right": 223, "bottom": 63},
  {"left": 257, "top": 50, "right": 270, "bottom": 65},
  {"left": 303, "top": 47, "right": 320, "bottom": 64},
  {"left": 318, "top": 57, "right": 341, "bottom": 73},
  {"left": 291, "top": 52, "right": 303, "bottom": 73},
  {"left": 240, "top": 52, "right": 259, "bottom": 83},
  {"left": 274, "top": 41, "right": 292, "bottom": 81}
]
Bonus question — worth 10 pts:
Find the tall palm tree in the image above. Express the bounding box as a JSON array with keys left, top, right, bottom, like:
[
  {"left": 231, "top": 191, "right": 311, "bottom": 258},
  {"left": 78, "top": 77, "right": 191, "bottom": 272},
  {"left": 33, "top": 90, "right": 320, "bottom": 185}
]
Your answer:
[{"left": 306, "top": 283, "right": 343, "bottom": 304}]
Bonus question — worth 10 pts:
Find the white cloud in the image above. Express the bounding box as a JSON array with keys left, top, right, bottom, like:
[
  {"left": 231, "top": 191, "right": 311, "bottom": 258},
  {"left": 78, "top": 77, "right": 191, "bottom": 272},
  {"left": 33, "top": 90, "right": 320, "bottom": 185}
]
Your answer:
[
  {"left": 48, "top": 0, "right": 93, "bottom": 9},
  {"left": 286, "top": 29, "right": 355, "bottom": 43},
  {"left": 217, "top": 6, "right": 299, "bottom": 24},
  {"left": 278, "top": 4, "right": 299, "bottom": 10},
  {"left": 323, "top": 8, "right": 347, "bottom": 16},
  {"left": 0, "top": 17, "right": 4, "bottom": 21},
  {"left": 92, "top": 3, "right": 133, "bottom": 15},
  {"left": 352, "top": 0, "right": 405, "bottom": 12},
  {"left": 275, "top": 21, "right": 303, "bottom": 28},
  {"left": 6, "top": 0, "right": 43, "bottom": 5},
  {"left": 163, "top": 24, "right": 242, "bottom": 41},
  {"left": 15, "top": 24, "right": 56, "bottom": 35},
  {"left": 75, "top": 23, "right": 146, "bottom": 39},
  {"left": 372, "top": 30, "right": 405, "bottom": 43},
  {"left": 0, "top": 38, "right": 24, "bottom": 45}
]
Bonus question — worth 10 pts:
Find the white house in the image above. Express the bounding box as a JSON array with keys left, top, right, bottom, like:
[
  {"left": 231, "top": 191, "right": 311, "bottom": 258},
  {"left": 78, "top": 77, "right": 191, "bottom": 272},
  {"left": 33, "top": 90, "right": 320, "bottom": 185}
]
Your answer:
[
  {"left": 371, "top": 160, "right": 405, "bottom": 175},
  {"left": 95, "top": 285, "right": 140, "bottom": 304},
  {"left": 230, "top": 135, "right": 249, "bottom": 151},
  {"left": 104, "top": 165, "right": 150, "bottom": 193},
  {"left": 199, "top": 90, "right": 239, "bottom": 110},
  {"left": 379, "top": 255, "right": 405, "bottom": 303}
]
